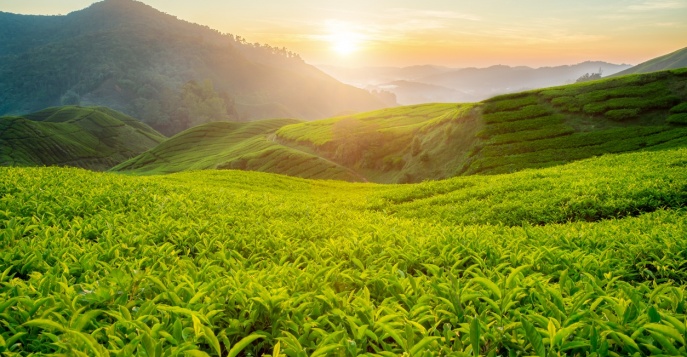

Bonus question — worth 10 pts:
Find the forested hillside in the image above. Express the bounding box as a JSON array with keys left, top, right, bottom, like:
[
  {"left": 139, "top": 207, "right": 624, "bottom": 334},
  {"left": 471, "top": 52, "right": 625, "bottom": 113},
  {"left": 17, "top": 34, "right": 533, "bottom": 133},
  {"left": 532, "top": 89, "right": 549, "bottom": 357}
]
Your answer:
[{"left": 0, "top": 0, "right": 389, "bottom": 135}]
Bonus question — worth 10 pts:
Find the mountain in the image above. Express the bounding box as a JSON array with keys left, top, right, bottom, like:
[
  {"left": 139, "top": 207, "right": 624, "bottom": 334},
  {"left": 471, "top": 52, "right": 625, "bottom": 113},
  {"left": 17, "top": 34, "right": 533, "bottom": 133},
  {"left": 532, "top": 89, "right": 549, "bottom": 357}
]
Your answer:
[
  {"left": 321, "top": 62, "right": 632, "bottom": 105},
  {"left": 116, "top": 68, "right": 687, "bottom": 182},
  {"left": 375, "top": 80, "right": 470, "bottom": 105},
  {"left": 0, "top": 106, "right": 165, "bottom": 170},
  {"left": 0, "top": 0, "right": 389, "bottom": 135},
  {"left": 112, "top": 119, "right": 364, "bottom": 181},
  {"left": 612, "top": 46, "right": 687, "bottom": 77},
  {"left": 316, "top": 64, "right": 453, "bottom": 87}
]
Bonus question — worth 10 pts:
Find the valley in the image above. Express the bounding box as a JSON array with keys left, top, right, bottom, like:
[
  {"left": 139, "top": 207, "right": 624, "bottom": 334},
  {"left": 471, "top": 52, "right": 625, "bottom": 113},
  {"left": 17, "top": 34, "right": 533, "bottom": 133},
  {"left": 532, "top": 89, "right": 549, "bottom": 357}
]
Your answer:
[{"left": 1, "top": 1, "right": 687, "bottom": 356}]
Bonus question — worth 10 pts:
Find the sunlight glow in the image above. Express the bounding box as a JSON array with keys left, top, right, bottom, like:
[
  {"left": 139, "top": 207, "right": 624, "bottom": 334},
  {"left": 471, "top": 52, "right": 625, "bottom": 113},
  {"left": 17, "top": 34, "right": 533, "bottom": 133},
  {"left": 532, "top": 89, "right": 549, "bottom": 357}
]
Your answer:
[
  {"left": 331, "top": 32, "right": 360, "bottom": 55},
  {"left": 325, "top": 21, "right": 365, "bottom": 56}
]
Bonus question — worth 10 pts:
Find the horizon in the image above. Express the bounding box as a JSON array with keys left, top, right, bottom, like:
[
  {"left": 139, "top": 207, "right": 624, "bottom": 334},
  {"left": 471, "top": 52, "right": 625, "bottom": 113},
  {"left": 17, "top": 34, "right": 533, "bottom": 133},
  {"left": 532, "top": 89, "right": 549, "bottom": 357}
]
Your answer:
[{"left": 2, "top": 0, "right": 687, "bottom": 68}]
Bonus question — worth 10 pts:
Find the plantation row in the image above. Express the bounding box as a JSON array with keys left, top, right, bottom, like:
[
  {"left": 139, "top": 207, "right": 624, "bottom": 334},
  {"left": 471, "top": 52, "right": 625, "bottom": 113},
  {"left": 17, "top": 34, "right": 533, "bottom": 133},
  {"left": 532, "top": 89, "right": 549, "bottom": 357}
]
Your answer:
[
  {"left": 464, "top": 69, "right": 687, "bottom": 174},
  {"left": 0, "top": 106, "right": 164, "bottom": 171},
  {"left": 1, "top": 148, "right": 687, "bottom": 356}
]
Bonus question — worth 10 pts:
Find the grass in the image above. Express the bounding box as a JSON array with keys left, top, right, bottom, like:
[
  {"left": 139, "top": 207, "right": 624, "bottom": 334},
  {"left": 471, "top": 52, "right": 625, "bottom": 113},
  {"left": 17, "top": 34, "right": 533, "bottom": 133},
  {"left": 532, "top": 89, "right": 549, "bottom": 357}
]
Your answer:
[
  {"left": 112, "top": 119, "right": 364, "bottom": 181},
  {"left": 114, "top": 68, "right": 687, "bottom": 182},
  {"left": 1, "top": 148, "right": 687, "bottom": 356},
  {"left": 0, "top": 106, "right": 165, "bottom": 170}
]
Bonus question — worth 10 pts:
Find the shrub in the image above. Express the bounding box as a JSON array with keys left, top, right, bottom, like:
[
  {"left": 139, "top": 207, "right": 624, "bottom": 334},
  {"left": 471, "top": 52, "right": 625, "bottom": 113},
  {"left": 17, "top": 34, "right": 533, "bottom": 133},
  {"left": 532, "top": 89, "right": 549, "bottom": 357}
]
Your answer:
[
  {"left": 550, "top": 96, "right": 582, "bottom": 112},
  {"left": 482, "top": 96, "right": 539, "bottom": 113},
  {"left": 482, "top": 105, "right": 551, "bottom": 124},
  {"left": 670, "top": 102, "right": 687, "bottom": 114},
  {"left": 666, "top": 113, "right": 687, "bottom": 125},
  {"left": 605, "top": 109, "right": 639, "bottom": 121}
]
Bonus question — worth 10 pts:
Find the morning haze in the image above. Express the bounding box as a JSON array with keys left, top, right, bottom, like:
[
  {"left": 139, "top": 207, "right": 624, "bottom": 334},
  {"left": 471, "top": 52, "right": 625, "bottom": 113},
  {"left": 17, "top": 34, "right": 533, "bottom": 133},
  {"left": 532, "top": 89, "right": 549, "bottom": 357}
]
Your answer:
[{"left": 4, "top": 0, "right": 687, "bottom": 67}]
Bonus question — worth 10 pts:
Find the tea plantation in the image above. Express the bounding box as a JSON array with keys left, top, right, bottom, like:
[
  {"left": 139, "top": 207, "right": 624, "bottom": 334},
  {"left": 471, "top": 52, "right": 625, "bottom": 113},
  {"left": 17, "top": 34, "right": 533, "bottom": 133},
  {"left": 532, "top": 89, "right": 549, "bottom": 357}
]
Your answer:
[
  {"left": 118, "top": 69, "right": 687, "bottom": 183},
  {"left": 0, "top": 106, "right": 165, "bottom": 171},
  {"left": 2, "top": 147, "right": 687, "bottom": 356}
]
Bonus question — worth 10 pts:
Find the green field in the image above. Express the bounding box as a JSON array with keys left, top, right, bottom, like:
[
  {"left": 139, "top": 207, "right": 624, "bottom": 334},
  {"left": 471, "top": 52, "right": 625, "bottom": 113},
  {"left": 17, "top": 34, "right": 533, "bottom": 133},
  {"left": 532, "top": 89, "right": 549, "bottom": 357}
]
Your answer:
[
  {"left": 2, "top": 147, "right": 687, "bottom": 356},
  {"left": 112, "top": 119, "right": 363, "bottom": 181},
  {"left": 0, "top": 106, "right": 165, "bottom": 170},
  {"left": 116, "top": 68, "right": 687, "bottom": 183}
]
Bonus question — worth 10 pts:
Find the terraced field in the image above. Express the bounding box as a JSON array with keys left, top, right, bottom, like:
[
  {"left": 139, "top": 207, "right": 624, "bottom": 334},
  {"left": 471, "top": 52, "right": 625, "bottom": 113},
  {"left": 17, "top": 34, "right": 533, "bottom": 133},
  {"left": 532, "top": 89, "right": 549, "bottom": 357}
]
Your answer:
[
  {"left": 112, "top": 119, "right": 364, "bottom": 181},
  {"left": 275, "top": 68, "right": 687, "bottom": 178},
  {"left": 2, "top": 148, "right": 687, "bottom": 356},
  {"left": 82, "top": 69, "right": 687, "bottom": 181},
  {"left": 0, "top": 106, "right": 165, "bottom": 170},
  {"left": 466, "top": 69, "right": 687, "bottom": 174}
]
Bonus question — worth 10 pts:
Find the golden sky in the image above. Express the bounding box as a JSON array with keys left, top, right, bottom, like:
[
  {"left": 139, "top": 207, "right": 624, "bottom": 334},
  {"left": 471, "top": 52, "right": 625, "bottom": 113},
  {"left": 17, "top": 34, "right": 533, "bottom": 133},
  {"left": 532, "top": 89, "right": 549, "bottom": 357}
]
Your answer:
[{"left": 4, "top": 0, "right": 687, "bottom": 67}]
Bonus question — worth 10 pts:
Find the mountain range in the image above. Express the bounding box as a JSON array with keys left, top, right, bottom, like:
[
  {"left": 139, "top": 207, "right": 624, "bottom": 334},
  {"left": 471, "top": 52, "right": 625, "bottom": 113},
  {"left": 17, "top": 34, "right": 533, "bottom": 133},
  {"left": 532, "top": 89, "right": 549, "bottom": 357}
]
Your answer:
[
  {"left": 0, "top": 0, "right": 391, "bottom": 135},
  {"left": 319, "top": 62, "right": 633, "bottom": 105}
]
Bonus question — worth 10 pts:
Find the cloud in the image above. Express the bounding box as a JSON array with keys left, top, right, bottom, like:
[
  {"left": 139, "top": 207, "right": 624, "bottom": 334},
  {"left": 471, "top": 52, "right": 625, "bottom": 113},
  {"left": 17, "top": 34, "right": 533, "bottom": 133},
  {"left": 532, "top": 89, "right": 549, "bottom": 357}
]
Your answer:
[
  {"left": 626, "top": 0, "right": 687, "bottom": 11},
  {"left": 385, "top": 8, "right": 482, "bottom": 22}
]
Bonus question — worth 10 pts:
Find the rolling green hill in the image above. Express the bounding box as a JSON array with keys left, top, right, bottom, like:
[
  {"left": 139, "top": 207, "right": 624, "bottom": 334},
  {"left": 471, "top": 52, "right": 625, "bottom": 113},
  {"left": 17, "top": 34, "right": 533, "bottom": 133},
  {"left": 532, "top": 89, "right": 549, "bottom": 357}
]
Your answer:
[
  {"left": 0, "top": 106, "right": 165, "bottom": 170},
  {"left": 277, "top": 68, "right": 687, "bottom": 180},
  {"left": 2, "top": 148, "right": 687, "bottom": 355},
  {"left": 112, "top": 119, "right": 364, "bottom": 181},
  {"left": 0, "top": 0, "right": 389, "bottom": 135},
  {"left": 118, "top": 68, "right": 687, "bottom": 182},
  {"left": 613, "top": 46, "right": 687, "bottom": 76}
]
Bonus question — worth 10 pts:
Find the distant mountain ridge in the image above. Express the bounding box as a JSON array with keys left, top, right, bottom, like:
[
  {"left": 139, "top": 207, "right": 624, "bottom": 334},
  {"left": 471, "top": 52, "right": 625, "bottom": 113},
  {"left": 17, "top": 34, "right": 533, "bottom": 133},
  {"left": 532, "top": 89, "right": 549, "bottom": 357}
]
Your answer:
[
  {"left": 320, "top": 62, "right": 632, "bottom": 105},
  {"left": 612, "top": 46, "right": 687, "bottom": 77},
  {"left": 0, "top": 0, "right": 389, "bottom": 134}
]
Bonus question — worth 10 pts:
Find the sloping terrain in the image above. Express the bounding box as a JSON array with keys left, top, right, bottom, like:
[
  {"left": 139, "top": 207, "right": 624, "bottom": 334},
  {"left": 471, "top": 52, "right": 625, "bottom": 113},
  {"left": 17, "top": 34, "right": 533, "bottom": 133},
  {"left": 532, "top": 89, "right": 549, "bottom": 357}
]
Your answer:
[
  {"left": 276, "top": 68, "right": 687, "bottom": 180},
  {"left": 112, "top": 119, "right": 364, "bottom": 181},
  {"left": 613, "top": 46, "right": 687, "bottom": 76},
  {"left": 117, "top": 69, "right": 687, "bottom": 182},
  {"left": 0, "top": 106, "right": 165, "bottom": 170},
  {"left": 2, "top": 148, "right": 687, "bottom": 355},
  {"left": 0, "top": 0, "right": 388, "bottom": 135}
]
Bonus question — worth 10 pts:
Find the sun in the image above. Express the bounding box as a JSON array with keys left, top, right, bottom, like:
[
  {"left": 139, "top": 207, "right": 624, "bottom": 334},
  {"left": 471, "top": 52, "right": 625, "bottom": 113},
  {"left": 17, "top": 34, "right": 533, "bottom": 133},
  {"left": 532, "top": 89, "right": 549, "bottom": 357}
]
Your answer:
[
  {"left": 330, "top": 31, "right": 360, "bottom": 56},
  {"left": 324, "top": 21, "right": 365, "bottom": 56}
]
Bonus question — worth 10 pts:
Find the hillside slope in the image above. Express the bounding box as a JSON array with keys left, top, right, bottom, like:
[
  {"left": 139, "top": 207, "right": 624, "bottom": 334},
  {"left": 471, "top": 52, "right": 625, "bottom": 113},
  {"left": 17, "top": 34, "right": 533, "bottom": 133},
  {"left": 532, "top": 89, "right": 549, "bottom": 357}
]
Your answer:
[
  {"left": 0, "top": 106, "right": 165, "bottom": 170},
  {"left": 112, "top": 119, "right": 364, "bottom": 181},
  {"left": 613, "top": 46, "right": 687, "bottom": 76},
  {"left": 0, "top": 0, "right": 388, "bottom": 135},
  {"left": 2, "top": 148, "right": 687, "bottom": 355},
  {"left": 117, "top": 69, "right": 687, "bottom": 182},
  {"left": 276, "top": 68, "right": 687, "bottom": 180}
]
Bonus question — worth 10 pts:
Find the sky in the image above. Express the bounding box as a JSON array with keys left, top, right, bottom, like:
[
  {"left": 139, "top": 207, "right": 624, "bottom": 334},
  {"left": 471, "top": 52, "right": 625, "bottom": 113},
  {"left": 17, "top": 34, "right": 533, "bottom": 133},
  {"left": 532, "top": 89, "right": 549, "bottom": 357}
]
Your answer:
[{"left": 3, "top": 0, "right": 687, "bottom": 68}]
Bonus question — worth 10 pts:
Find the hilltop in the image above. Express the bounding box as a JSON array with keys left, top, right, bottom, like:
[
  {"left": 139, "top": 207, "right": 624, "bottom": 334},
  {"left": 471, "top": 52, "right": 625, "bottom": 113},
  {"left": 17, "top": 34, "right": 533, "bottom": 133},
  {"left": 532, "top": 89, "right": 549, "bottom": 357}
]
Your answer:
[
  {"left": 0, "top": 106, "right": 164, "bottom": 170},
  {"left": 613, "top": 46, "right": 687, "bottom": 76},
  {"left": 118, "top": 68, "right": 687, "bottom": 182},
  {"left": 0, "top": 0, "right": 389, "bottom": 135},
  {"left": 113, "top": 119, "right": 364, "bottom": 181}
]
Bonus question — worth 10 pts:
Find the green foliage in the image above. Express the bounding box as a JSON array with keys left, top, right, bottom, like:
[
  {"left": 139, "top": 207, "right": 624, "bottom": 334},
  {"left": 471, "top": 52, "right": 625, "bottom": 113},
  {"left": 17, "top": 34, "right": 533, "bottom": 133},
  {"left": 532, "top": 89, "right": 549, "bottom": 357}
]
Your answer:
[
  {"left": 120, "top": 68, "right": 687, "bottom": 182},
  {"left": 670, "top": 102, "right": 687, "bottom": 114},
  {"left": 1, "top": 148, "right": 687, "bottom": 355},
  {"left": 467, "top": 68, "right": 687, "bottom": 175},
  {"left": 667, "top": 113, "right": 687, "bottom": 125},
  {"left": 113, "top": 118, "right": 363, "bottom": 181},
  {"left": 482, "top": 105, "right": 551, "bottom": 124},
  {"left": 575, "top": 72, "right": 603, "bottom": 83},
  {"left": 605, "top": 109, "right": 640, "bottom": 121},
  {"left": 0, "top": 106, "right": 164, "bottom": 170},
  {"left": 0, "top": 0, "right": 384, "bottom": 135}
]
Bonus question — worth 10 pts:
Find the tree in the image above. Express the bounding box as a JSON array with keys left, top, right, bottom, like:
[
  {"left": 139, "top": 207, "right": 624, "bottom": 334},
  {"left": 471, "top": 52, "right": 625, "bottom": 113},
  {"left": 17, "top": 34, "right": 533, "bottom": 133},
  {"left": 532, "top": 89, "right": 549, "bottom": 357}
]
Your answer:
[{"left": 576, "top": 69, "right": 603, "bottom": 83}]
